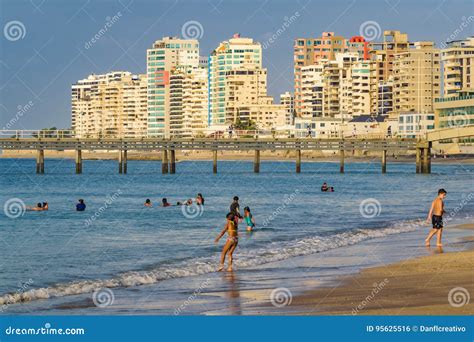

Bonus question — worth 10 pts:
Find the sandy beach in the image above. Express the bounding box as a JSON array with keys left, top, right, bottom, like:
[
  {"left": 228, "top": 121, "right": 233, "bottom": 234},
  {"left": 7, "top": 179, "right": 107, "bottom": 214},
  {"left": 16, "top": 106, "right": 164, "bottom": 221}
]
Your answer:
[{"left": 286, "top": 224, "right": 474, "bottom": 315}]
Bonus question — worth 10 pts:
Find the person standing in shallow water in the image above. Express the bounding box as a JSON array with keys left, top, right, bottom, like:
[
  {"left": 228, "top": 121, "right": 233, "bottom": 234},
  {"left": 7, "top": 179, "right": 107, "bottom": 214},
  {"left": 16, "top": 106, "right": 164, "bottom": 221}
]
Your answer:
[
  {"left": 215, "top": 212, "right": 239, "bottom": 272},
  {"left": 425, "top": 189, "right": 447, "bottom": 247},
  {"left": 76, "top": 199, "right": 86, "bottom": 211}
]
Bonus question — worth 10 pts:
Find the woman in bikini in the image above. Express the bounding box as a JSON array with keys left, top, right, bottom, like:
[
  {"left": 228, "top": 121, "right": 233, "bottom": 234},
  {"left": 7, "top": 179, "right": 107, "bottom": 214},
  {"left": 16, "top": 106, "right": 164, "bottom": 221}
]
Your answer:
[{"left": 215, "top": 212, "right": 239, "bottom": 272}]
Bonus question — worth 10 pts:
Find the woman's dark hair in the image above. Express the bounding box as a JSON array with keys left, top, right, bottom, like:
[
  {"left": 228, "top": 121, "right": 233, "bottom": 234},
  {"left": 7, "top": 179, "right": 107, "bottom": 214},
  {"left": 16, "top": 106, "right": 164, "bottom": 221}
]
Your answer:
[
  {"left": 233, "top": 196, "right": 239, "bottom": 201},
  {"left": 226, "top": 212, "right": 235, "bottom": 220},
  {"left": 244, "top": 206, "right": 250, "bottom": 212},
  {"left": 145, "top": 199, "right": 151, "bottom": 203}
]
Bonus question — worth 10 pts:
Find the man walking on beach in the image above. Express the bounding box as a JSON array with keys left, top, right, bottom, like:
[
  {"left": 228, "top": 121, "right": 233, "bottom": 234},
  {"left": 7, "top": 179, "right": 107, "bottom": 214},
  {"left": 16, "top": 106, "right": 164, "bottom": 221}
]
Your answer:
[{"left": 425, "top": 189, "right": 447, "bottom": 247}]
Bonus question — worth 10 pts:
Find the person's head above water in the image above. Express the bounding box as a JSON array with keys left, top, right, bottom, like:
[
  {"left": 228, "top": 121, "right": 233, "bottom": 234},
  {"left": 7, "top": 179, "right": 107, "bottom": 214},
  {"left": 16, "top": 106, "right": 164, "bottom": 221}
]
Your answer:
[
  {"left": 438, "top": 189, "right": 447, "bottom": 198},
  {"left": 162, "top": 198, "right": 168, "bottom": 203},
  {"left": 78, "top": 199, "right": 84, "bottom": 204},
  {"left": 37, "top": 203, "right": 42, "bottom": 208},
  {"left": 233, "top": 196, "right": 239, "bottom": 202},
  {"left": 145, "top": 199, "right": 151, "bottom": 204}
]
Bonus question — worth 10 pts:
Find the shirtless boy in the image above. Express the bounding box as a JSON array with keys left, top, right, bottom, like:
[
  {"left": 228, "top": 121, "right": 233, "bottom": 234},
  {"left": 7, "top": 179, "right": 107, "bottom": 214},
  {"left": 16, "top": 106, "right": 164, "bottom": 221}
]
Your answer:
[{"left": 425, "top": 189, "right": 447, "bottom": 247}]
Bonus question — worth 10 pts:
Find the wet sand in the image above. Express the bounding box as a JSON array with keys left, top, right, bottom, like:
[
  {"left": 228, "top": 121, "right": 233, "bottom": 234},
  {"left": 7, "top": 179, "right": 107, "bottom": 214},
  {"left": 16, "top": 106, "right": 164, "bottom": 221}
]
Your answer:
[{"left": 286, "top": 224, "right": 474, "bottom": 315}]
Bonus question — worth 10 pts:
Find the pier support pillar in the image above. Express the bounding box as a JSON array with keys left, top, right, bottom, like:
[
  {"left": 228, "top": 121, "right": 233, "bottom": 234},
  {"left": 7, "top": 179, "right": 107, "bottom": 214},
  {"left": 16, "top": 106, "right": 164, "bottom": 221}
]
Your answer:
[
  {"left": 36, "top": 149, "right": 44, "bottom": 174},
  {"left": 296, "top": 149, "right": 301, "bottom": 173},
  {"left": 213, "top": 150, "right": 217, "bottom": 174},
  {"left": 416, "top": 148, "right": 421, "bottom": 174},
  {"left": 75, "top": 149, "right": 82, "bottom": 174},
  {"left": 422, "top": 145, "right": 431, "bottom": 174},
  {"left": 381, "top": 150, "right": 387, "bottom": 174},
  {"left": 339, "top": 149, "right": 345, "bottom": 174},
  {"left": 254, "top": 150, "right": 260, "bottom": 173},
  {"left": 118, "top": 150, "right": 123, "bottom": 174},
  {"left": 162, "top": 150, "right": 168, "bottom": 174},
  {"left": 169, "top": 150, "right": 176, "bottom": 174},
  {"left": 123, "top": 150, "right": 127, "bottom": 174}
]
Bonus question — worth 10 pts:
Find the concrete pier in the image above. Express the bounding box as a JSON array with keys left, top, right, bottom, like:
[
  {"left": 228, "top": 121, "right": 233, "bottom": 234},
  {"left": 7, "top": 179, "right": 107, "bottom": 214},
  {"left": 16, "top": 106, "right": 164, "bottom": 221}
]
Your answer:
[
  {"left": 36, "top": 149, "right": 44, "bottom": 174},
  {"left": 122, "top": 150, "right": 127, "bottom": 174},
  {"left": 118, "top": 150, "right": 123, "bottom": 174},
  {"left": 381, "top": 150, "right": 387, "bottom": 174},
  {"left": 254, "top": 150, "right": 260, "bottom": 173},
  {"left": 213, "top": 150, "right": 217, "bottom": 174},
  {"left": 162, "top": 150, "right": 168, "bottom": 174},
  {"left": 296, "top": 149, "right": 301, "bottom": 173},
  {"left": 340, "top": 148, "right": 345, "bottom": 174},
  {"left": 169, "top": 150, "right": 176, "bottom": 174},
  {"left": 416, "top": 148, "right": 421, "bottom": 173},
  {"left": 75, "top": 149, "right": 82, "bottom": 174}
]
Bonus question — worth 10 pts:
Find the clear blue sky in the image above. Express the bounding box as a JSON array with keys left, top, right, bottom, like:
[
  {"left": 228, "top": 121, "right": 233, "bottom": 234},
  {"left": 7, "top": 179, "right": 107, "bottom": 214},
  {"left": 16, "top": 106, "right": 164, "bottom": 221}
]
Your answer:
[{"left": 0, "top": 0, "right": 473, "bottom": 129}]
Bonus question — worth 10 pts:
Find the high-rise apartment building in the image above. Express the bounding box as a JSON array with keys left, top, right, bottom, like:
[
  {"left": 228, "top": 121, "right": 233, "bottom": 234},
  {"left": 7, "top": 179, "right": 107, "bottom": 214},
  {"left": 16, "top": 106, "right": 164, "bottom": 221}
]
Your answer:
[
  {"left": 209, "top": 34, "right": 262, "bottom": 127},
  {"left": 370, "top": 30, "right": 410, "bottom": 84},
  {"left": 392, "top": 42, "right": 441, "bottom": 115},
  {"left": 351, "top": 60, "right": 378, "bottom": 115},
  {"left": 441, "top": 37, "right": 474, "bottom": 97},
  {"left": 279, "top": 91, "right": 295, "bottom": 125},
  {"left": 169, "top": 66, "right": 208, "bottom": 138},
  {"left": 293, "top": 33, "right": 369, "bottom": 117},
  {"left": 72, "top": 71, "right": 147, "bottom": 138},
  {"left": 146, "top": 37, "right": 200, "bottom": 137}
]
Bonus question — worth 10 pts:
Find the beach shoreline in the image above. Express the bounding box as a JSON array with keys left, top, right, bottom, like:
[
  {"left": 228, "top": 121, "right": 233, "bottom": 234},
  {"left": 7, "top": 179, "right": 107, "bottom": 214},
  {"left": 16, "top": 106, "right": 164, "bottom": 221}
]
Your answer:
[{"left": 272, "top": 224, "right": 474, "bottom": 315}]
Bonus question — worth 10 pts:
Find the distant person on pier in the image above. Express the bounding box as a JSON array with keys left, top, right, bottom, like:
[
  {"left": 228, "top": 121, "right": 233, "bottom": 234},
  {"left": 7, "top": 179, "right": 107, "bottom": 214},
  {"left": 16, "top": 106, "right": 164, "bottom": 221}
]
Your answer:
[
  {"left": 196, "top": 193, "right": 205, "bottom": 205},
  {"left": 425, "top": 189, "right": 447, "bottom": 247},
  {"left": 144, "top": 199, "right": 152, "bottom": 207},
  {"left": 76, "top": 199, "right": 86, "bottom": 211},
  {"left": 307, "top": 125, "right": 312, "bottom": 138}
]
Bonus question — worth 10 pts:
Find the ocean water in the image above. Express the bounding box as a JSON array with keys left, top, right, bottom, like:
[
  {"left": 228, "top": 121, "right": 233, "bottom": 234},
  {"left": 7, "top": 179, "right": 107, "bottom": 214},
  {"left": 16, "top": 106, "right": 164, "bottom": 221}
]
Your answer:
[{"left": 0, "top": 158, "right": 473, "bottom": 313}]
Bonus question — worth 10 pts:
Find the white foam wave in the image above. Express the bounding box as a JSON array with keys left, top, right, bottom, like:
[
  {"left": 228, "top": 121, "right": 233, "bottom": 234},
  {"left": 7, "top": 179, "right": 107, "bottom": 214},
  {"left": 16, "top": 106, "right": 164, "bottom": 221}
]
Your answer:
[{"left": 0, "top": 220, "right": 422, "bottom": 306}]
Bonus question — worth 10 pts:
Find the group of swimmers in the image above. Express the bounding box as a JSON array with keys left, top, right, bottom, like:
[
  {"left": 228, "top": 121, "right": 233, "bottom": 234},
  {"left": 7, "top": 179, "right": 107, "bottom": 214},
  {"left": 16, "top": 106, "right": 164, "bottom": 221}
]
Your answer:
[
  {"left": 144, "top": 193, "right": 205, "bottom": 207},
  {"left": 27, "top": 200, "right": 86, "bottom": 212},
  {"left": 321, "top": 182, "right": 335, "bottom": 192}
]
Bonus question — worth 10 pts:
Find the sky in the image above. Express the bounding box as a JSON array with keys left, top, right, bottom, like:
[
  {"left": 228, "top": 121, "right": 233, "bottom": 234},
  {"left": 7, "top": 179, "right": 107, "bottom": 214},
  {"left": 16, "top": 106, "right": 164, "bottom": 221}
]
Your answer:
[{"left": 0, "top": 0, "right": 473, "bottom": 130}]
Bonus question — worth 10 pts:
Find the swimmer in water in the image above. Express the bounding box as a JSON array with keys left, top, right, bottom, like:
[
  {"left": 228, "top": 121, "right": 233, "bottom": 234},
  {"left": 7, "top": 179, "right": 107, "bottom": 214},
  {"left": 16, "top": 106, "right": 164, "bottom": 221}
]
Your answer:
[
  {"left": 196, "top": 193, "right": 205, "bottom": 205},
  {"left": 144, "top": 199, "right": 152, "bottom": 207},
  {"left": 215, "top": 212, "right": 239, "bottom": 272},
  {"left": 27, "top": 203, "right": 43, "bottom": 211},
  {"left": 76, "top": 199, "right": 86, "bottom": 211},
  {"left": 243, "top": 206, "right": 255, "bottom": 231},
  {"left": 162, "top": 198, "right": 171, "bottom": 207}
]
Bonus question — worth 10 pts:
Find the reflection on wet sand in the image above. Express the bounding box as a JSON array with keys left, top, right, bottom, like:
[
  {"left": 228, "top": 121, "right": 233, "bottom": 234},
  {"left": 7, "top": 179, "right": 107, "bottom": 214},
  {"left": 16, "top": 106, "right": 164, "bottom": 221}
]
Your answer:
[{"left": 223, "top": 272, "right": 242, "bottom": 315}]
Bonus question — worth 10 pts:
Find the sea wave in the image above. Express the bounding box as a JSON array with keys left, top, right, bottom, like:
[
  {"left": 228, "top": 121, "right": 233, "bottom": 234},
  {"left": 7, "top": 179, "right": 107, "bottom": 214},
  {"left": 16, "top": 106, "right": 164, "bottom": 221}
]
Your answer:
[{"left": 0, "top": 219, "right": 424, "bottom": 307}]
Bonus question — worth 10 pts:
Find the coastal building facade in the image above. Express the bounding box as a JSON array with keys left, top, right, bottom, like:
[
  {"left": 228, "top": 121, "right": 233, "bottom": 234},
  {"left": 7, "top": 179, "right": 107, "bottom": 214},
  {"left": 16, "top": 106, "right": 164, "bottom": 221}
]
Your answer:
[
  {"left": 441, "top": 37, "right": 474, "bottom": 97},
  {"left": 146, "top": 37, "right": 200, "bottom": 137}
]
